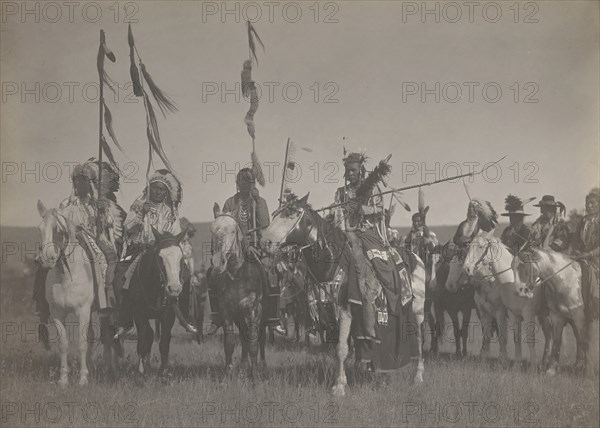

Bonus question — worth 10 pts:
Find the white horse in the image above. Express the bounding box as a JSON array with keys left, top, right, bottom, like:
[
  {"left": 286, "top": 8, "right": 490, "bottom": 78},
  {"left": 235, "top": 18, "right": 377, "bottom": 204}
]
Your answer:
[
  {"left": 512, "top": 248, "right": 587, "bottom": 375},
  {"left": 37, "top": 200, "right": 103, "bottom": 386},
  {"left": 463, "top": 233, "right": 551, "bottom": 372},
  {"left": 443, "top": 242, "right": 509, "bottom": 359},
  {"left": 260, "top": 195, "right": 426, "bottom": 396}
]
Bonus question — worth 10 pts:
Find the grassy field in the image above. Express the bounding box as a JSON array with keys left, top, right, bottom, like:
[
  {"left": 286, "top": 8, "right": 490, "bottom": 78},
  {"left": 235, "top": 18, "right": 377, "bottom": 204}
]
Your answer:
[
  {"left": 1, "top": 293, "right": 598, "bottom": 426},
  {"left": 1, "top": 226, "right": 598, "bottom": 427}
]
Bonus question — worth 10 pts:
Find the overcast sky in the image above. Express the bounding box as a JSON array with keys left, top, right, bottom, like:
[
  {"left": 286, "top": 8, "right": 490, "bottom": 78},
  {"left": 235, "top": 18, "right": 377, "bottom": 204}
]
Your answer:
[{"left": 1, "top": 1, "right": 598, "bottom": 227}]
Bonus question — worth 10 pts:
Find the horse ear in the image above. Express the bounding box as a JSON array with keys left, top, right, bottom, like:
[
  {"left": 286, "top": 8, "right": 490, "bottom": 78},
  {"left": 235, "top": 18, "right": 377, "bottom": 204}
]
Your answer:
[
  {"left": 424, "top": 206, "right": 429, "bottom": 216},
  {"left": 213, "top": 202, "right": 221, "bottom": 219},
  {"left": 151, "top": 226, "right": 162, "bottom": 242},
  {"left": 175, "top": 229, "right": 187, "bottom": 244},
  {"left": 299, "top": 192, "right": 310, "bottom": 205}
]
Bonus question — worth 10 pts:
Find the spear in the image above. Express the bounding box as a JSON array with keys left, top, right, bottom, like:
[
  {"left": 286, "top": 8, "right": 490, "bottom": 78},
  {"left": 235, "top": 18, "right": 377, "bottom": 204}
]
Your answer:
[{"left": 315, "top": 155, "right": 507, "bottom": 213}]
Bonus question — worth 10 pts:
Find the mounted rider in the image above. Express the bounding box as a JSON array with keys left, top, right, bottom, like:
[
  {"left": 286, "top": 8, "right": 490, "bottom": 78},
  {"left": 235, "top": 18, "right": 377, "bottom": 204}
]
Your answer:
[
  {"left": 573, "top": 188, "right": 600, "bottom": 322},
  {"left": 33, "top": 160, "right": 124, "bottom": 343},
  {"left": 500, "top": 194, "right": 533, "bottom": 255},
  {"left": 114, "top": 169, "right": 194, "bottom": 336},
  {"left": 222, "top": 167, "right": 270, "bottom": 250},
  {"left": 333, "top": 150, "right": 410, "bottom": 342},
  {"left": 404, "top": 212, "right": 439, "bottom": 284},
  {"left": 529, "top": 195, "right": 570, "bottom": 252}
]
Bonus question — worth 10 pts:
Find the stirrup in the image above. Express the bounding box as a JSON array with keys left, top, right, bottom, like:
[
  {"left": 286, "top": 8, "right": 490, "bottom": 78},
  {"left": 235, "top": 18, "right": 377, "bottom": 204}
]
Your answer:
[{"left": 113, "top": 325, "right": 134, "bottom": 341}]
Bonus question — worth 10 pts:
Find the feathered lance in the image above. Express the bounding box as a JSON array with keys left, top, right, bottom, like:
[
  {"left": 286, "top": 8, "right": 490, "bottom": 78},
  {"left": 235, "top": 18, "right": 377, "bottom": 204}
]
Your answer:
[
  {"left": 127, "top": 24, "right": 178, "bottom": 199},
  {"left": 96, "top": 30, "right": 117, "bottom": 240},
  {"left": 242, "top": 21, "right": 265, "bottom": 188},
  {"left": 316, "top": 155, "right": 508, "bottom": 213}
]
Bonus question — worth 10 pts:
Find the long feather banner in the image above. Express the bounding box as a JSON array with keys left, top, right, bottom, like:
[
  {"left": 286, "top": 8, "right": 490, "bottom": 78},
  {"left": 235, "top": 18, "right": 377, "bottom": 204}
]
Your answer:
[
  {"left": 247, "top": 21, "right": 265, "bottom": 65},
  {"left": 143, "top": 92, "right": 174, "bottom": 173},
  {"left": 97, "top": 30, "right": 116, "bottom": 92},
  {"left": 356, "top": 156, "right": 392, "bottom": 203},
  {"left": 140, "top": 63, "right": 178, "bottom": 116},
  {"left": 100, "top": 136, "right": 119, "bottom": 171},
  {"left": 128, "top": 24, "right": 143, "bottom": 97},
  {"left": 103, "top": 102, "right": 125, "bottom": 155}
]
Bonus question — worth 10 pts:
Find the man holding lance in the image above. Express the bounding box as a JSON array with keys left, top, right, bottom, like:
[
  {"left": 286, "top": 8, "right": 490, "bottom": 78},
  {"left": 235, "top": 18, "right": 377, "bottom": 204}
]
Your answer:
[
  {"left": 529, "top": 195, "right": 570, "bottom": 253},
  {"left": 222, "top": 168, "right": 270, "bottom": 250},
  {"left": 33, "top": 160, "right": 124, "bottom": 347}
]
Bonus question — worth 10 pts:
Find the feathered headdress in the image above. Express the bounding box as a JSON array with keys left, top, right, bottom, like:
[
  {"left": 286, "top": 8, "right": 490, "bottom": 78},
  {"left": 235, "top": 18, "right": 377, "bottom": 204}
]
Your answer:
[
  {"left": 356, "top": 154, "right": 392, "bottom": 204},
  {"left": 145, "top": 169, "right": 183, "bottom": 211},
  {"left": 470, "top": 198, "right": 498, "bottom": 232},
  {"left": 501, "top": 194, "right": 534, "bottom": 216}
]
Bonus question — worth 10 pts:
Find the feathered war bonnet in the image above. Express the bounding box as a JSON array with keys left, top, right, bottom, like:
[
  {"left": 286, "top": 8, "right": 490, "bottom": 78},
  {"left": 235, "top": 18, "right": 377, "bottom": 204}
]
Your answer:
[
  {"left": 469, "top": 198, "right": 499, "bottom": 232},
  {"left": 144, "top": 169, "right": 183, "bottom": 213},
  {"left": 342, "top": 149, "right": 367, "bottom": 181},
  {"left": 71, "top": 158, "right": 119, "bottom": 201}
]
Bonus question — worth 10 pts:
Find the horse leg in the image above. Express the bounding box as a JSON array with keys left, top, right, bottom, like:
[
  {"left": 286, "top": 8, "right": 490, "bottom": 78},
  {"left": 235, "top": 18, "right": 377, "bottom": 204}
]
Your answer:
[
  {"left": 570, "top": 306, "right": 587, "bottom": 372},
  {"left": 461, "top": 306, "right": 472, "bottom": 357},
  {"left": 154, "top": 319, "right": 161, "bottom": 343},
  {"left": 509, "top": 313, "right": 522, "bottom": 363},
  {"left": 433, "top": 303, "right": 444, "bottom": 356},
  {"left": 238, "top": 321, "right": 249, "bottom": 368},
  {"left": 135, "top": 319, "right": 152, "bottom": 375},
  {"left": 77, "top": 305, "right": 92, "bottom": 386},
  {"left": 332, "top": 307, "right": 351, "bottom": 396},
  {"left": 448, "top": 310, "right": 461, "bottom": 357},
  {"left": 546, "top": 313, "right": 564, "bottom": 376},
  {"left": 414, "top": 314, "right": 425, "bottom": 384},
  {"left": 479, "top": 310, "right": 493, "bottom": 359},
  {"left": 53, "top": 313, "right": 70, "bottom": 387},
  {"left": 245, "top": 308, "right": 261, "bottom": 379},
  {"left": 159, "top": 310, "right": 176, "bottom": 375},
  {"left": 223, "top": 319, "right": 236, "bottom": 373},
  {"left": 523, "top": 312, "right": 538, "bottom": 373},
  {"left": 496, "top": 308, "right": 509, "bottom": 362},
  {"left": 586, "top": 319, "right": 599, "bottom": 377},
  {"left": 539, "top": 311, "right": 553, "bottom": 372}
]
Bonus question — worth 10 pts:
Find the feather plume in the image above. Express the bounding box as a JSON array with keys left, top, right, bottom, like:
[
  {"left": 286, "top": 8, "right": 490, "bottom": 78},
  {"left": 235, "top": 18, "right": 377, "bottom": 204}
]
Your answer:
[
  {"left": 471, "top": 198, "right": 498, "bottom": 232},
  {"left": 522, "top": 196, "right": 536, "bottom": 206},
  {"left": 244, "top": 83, "right": 259, "bottom": 139},
  {"left": 144, "top": 92, "right": 174, "bottom": 172},
  {"left": 140, "top": 63, "right": 178, "bottom": 116},
  {"left": 103, "top": 103, "right": 125, "bottom": 155},
  {"left": 128, "top": 25, "right": 143, "bottom": 97},
  {"left": 392, "top": 192, "right": 411, "bottom": 211},
  {"left": 504, "top": 194, "right": 523, "bottom": 212},
  {"left": 247, "top": 21, "right": 265, "bottom": 65},
  {"left": 356, "top": 157, "right": 392, "bottom": 203},
  {"left": 241, "top": 60, "right": 253, "bottom": 97},
  {"left": 97, "top": 44, "right": 116, "bottom": 93},
  {"left": 251, "top": 148, "right": 265, "bottom": 187},
  {"left": 102, "top": 135, "right": 118, "bottom": 172}
]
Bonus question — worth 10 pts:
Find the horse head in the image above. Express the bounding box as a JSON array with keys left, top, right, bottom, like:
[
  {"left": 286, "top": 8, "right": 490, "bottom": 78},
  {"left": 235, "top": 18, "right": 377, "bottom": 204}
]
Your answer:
[
  {"left": 37, "top": 200, "right": 75, "bottom": 269},
  {"left": 151, "top": 226, "right": 187, "bottom": 297},
  {"left": 462, "top": 231, "right": 504, "bottom": 278},
  {"left": 438, "top": 241, "right": 471, "bottom": 293},
  {"left": 210, "top": 212, "right": 244, "bottom": 274},
  {"left": 260, "top": 193, "right": 313, "bottom": 255}
]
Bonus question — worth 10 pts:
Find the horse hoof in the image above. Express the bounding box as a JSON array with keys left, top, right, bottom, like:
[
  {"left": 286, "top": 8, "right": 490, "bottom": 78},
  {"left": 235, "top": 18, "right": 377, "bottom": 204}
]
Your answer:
[
  {"left": 331, "top": 385, "right": 346, "bottom": 397},
  {"left": 79, "top": 377, "right": 89, "bottom": 386},
  {"left": 546, "top": 368, "right": 556, "bottom": 377},
  {"left": 58, "top": 378, "right": 68, "bottom": 388}
]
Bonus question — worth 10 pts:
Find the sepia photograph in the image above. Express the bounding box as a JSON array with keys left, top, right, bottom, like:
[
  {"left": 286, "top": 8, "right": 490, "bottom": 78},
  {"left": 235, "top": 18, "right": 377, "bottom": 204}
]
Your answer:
[{"left": 1, "top": 1, "right": 599, "bottom": 426}]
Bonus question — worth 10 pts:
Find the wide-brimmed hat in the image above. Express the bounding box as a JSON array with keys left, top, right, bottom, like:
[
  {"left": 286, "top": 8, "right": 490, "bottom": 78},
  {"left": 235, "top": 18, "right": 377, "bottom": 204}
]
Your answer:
[
  {"left": 533, "top": 195, "right": 561, "bottom": 208},
  {"left": 501, "top": 194, "right": 532, "bottom": 216}
]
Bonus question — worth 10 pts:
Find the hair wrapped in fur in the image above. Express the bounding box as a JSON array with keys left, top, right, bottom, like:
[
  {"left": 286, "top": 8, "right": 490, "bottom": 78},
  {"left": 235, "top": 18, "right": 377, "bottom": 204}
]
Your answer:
[{"left": 355, "top": 155, "right": 392, "bottom": 204}]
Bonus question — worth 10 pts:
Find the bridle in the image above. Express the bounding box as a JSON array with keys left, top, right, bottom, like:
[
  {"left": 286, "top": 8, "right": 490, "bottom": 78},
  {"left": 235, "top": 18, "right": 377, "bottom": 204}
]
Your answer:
[
  {"left": 469, "top": 238, "right": 512, "bottom": 279},
  {"left": 39, "top": 210, "right": 76, "bottom": 273}
]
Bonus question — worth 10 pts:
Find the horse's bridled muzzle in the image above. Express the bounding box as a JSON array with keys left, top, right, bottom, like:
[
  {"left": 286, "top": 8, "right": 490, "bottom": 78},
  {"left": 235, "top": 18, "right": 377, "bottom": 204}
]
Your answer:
[{"left": 167, "top": 283, "right": 183, "bottom": 297}]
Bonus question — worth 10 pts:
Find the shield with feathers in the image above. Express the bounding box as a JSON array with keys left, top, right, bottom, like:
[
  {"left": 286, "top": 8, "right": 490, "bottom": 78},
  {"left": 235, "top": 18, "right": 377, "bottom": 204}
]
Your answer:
[{"left": 356, "top": 154, "right": 392, "bottom": 204}]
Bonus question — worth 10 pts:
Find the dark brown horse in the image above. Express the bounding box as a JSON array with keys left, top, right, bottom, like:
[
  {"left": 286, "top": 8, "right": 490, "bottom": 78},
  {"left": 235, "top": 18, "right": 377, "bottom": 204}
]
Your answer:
[{"left": 128, "top": 228, "right": 190, "bottom": 376}]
